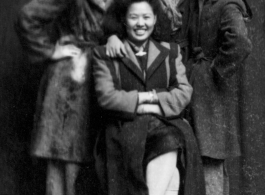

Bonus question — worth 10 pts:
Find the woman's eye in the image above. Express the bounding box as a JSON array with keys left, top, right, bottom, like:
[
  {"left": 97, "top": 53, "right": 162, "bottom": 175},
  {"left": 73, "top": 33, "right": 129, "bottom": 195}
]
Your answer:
[{"left": 129, "top": 16, "right": 138, "bottom": 20}]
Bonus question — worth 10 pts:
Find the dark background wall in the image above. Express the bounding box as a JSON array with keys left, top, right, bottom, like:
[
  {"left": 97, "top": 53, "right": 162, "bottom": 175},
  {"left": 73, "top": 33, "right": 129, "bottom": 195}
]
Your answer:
[{"left": 0, "top": 0, "right": 264, "bottom": 195}]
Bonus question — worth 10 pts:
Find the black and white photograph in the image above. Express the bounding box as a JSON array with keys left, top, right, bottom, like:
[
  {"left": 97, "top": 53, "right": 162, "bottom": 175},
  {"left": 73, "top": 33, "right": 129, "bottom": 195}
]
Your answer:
[{"left": 0, "top": 0, "right": 264, "bottom": 195}]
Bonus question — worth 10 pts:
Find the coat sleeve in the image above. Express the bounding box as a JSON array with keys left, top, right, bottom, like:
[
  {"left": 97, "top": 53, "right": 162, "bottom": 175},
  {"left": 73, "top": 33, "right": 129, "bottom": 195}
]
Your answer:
[
  {"left": 92, "top": 46, "right": 139, "bottom": 120},
  {"left": 211, "top": 3, "right": 252, "bottom": 79},
  {"left": 156, "top": 46, "right": 193, "bottom": 118},
  {"left": 16, "top": 0, "right": 71, "bottom": 64}
]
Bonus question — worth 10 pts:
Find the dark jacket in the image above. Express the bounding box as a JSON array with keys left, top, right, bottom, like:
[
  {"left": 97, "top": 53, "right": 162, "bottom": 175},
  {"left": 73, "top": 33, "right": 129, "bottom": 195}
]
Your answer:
[
  {"left": 93, "top": 39, "right": 192, "bottom": 119},
  {"left": 188, "top": 0, "right": 252, "bottom": 159},
  {"left": 16, "top": 0, "right": 108, "bottom": 162},
  {"left": 93, "top": 39, "right": 205, "bottom": 195}
]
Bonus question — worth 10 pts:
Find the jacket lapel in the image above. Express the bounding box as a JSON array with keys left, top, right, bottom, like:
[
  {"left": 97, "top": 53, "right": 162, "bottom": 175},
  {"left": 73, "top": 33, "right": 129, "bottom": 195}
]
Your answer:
[
  {"left": 120, "top": 40, "right": 145, "bottom": 82},
  {"left": 146, "top": 39, "right": 169, "bottom": 80},
  {"left": 120, "top": 39, "right": 169, "bottom": 82}
]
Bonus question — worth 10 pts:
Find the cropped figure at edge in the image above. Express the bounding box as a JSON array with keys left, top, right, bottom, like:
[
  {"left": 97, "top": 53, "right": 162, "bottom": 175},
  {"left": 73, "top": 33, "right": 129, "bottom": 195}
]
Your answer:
[
  {"left": 92, "top": 0, "right": 205, "bottom": 195},
  {"left": 187, "top": 0, "right": 252, "bottom": 194},
  {"left": 16, "top": 0, "right": 114, "bottom": 195}
]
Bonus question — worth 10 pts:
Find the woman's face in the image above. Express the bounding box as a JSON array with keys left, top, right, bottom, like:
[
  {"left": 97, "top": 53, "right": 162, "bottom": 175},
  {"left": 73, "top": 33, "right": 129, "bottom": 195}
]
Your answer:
[{"left": 125, "top": 1, "right": 157, "bottom": 45}]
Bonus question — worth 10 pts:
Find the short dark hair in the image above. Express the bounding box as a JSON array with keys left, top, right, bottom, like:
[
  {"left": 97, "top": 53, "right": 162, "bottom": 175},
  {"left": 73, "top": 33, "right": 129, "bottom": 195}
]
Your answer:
[{"left": 103, "top": 0, "right": 161, "bottom": 40}]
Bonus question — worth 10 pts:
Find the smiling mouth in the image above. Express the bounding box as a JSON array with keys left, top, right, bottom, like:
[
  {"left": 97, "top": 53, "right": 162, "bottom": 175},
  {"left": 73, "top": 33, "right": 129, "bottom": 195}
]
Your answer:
[{"left": 135, "top": 29, "right": 146, "bottom": 35}]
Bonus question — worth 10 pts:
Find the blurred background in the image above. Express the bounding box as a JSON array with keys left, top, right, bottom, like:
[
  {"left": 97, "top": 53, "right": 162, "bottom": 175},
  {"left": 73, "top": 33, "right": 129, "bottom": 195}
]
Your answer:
[{"left": 0, "top": 0, "right": 264, "bottom": 194}]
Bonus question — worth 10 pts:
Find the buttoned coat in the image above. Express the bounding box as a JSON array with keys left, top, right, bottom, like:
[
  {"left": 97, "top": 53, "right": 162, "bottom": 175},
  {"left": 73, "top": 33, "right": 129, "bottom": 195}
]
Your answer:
[
  {"left": 93, "top": 39, "right": 205, "bottom": 195},
  {"left": 187, "top": 0, "right": 252, "bottom": 159}
]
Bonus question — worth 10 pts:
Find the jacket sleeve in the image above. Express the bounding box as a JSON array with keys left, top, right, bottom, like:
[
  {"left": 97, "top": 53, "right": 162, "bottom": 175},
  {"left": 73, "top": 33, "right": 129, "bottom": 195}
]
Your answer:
[
  {"left": 92, "top": 46, "right": 139, "bottom": 120},
  {"left": 156, "top": 46, "right": 193, "bottom": 118},
  {"left": 16, "top": 0, "right": 71, "bottom": 64},
  {"left": 211, "top": 3, "right": 252, "bottom": 79}
]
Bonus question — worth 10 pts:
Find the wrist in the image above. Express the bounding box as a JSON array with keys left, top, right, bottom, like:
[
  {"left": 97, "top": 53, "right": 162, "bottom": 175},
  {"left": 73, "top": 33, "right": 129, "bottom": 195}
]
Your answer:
[
  {"left": 148, "top": 89, "right": 158, "bottom": 103},
  {"left": 138, "top": 90, "right": 158, "bottom": 104}
]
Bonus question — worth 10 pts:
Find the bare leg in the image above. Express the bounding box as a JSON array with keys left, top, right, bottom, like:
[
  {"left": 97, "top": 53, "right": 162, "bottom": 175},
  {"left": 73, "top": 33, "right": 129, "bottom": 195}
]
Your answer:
[
  {"left": 165, "top": 167, "right": 180, "bottom": 195},
  {"left": 65, "top": 163, "right": 80, "bottom": 195},
  {"left": 146, "top": 151, "right": 178, "bottom": 195},
  {"left": 46, "top": 160, "right": 64, "bottom": 195}
]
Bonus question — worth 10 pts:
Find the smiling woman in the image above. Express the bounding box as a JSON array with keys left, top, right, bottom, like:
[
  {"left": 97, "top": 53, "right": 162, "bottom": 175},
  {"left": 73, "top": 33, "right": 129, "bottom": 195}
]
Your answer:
[
  {"left": 92, "top": 1, "right": 205, "bottom": 195},
  {"left": 125, "top": 2, "right": 157, "bottom": 46}
]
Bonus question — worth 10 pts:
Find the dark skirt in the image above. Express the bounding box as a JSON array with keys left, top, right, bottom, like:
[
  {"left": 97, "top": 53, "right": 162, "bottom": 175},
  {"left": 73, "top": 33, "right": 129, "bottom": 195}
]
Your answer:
[
  {"left": 95, "top": 115, "right": 184, "bottom": 195},
  {"left": 142, "top": 115, "right": 184, "bottom": 167}
]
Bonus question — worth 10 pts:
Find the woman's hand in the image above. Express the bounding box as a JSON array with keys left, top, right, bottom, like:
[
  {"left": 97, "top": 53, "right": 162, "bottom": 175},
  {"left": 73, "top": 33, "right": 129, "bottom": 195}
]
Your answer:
[
  {"left": 71, "top": 51, "right": 87, "bottom": 84},
  {"left": 52, "top": 42, "right": 81, "bottom": 60},
  {"left": 137, "top": 104, "right": 163, "bottom": 116},
  {"left": 106, "top": 35, "right": 127, "bottom": 58}
]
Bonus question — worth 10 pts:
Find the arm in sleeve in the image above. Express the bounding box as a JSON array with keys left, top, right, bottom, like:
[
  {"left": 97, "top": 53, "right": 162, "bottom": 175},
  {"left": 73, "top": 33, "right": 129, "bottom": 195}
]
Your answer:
[
  {"left": 211, "top": 3, "right": 252, "bottom": 79},
  {"left": 101, "top": 2, "right": 125, "bottom": 41},
  {"left": 156, "top": 47, "right": 193, "bottom": 118},
  {"left": 16, "top": 0, "right": 71, "bottom": 64},
  {"left": 92, "top": 47, "right": 139, "bottom": 120}
]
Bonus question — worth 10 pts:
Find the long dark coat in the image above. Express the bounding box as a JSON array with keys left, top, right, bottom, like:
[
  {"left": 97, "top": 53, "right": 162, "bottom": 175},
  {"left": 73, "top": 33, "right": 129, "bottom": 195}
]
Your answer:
[
  {"left": 16, "top": 0, "right": 109, "bottom": 163},
  {"left": 93, "top": 39, "right": 205, "bottom": 195},
  {"left": 187, "top": 0, "right": 252, "bottom": 159}
]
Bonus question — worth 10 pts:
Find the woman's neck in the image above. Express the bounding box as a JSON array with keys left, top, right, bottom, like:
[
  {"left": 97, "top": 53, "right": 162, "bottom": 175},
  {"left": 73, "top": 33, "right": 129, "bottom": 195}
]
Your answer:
[{"left": 127, "top": 39, "right": 148, "bottom": 52}]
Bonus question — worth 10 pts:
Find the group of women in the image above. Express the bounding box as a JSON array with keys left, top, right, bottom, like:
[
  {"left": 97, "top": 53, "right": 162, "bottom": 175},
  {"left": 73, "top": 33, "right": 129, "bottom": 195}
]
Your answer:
[{"left": 16, "top": 0, "right": 252, "bottom": 195}]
